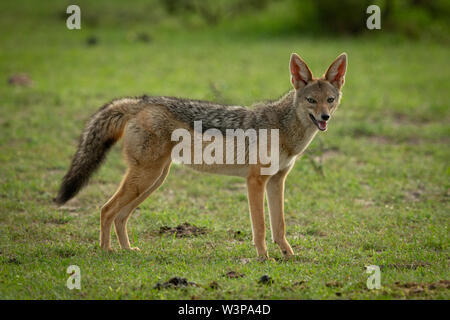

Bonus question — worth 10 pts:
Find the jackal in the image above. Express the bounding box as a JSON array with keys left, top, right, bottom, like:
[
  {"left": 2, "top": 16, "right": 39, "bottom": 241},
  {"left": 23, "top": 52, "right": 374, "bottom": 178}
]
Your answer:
[{"left": 55, "top": 53, "right": 347, "bottom": 259}]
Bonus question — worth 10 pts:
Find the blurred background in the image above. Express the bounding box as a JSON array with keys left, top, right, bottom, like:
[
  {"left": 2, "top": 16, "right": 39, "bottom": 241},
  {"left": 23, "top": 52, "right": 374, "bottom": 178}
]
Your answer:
[{"left": 4, "top": 0, "right": 448, "bottom": 38}]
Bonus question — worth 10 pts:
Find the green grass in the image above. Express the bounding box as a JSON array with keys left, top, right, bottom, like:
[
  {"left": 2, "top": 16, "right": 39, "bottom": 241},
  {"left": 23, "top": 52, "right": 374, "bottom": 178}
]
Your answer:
[{"left": 0, "top": 0, "right": 449, "bottom": 299}]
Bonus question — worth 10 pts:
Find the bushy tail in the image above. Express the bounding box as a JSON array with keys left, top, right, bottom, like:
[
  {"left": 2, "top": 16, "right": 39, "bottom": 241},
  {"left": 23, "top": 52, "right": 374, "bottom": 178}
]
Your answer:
[{"left": 54, "top": 98, "right": 144, "bottom": 205}]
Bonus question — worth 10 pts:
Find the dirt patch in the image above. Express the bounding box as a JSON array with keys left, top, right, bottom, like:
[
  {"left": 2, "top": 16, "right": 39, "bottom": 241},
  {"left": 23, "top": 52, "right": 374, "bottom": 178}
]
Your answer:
[
  {"left": 208, "top": 281, "right": 219, "bottom": 290},
  {"left": 404, "top": 185, "right": 426, "bottom": 202},
  {"left": 159, "top": 222, "right": 207, "bottom": 238},
  {"left": 154, "top": 277, "right": 198, "bottom": 290},
  {"left": 8, "top": 73, "right": 33, "bottom": 87},
  {"left": 393, "top": 280, "right": 449, "bottom": 296},
  {"left": 225, "top": 271, "right": 245, "bottom": 279},
  {"left": 405, "top": 191, "right": 423, "bottom": 201}
]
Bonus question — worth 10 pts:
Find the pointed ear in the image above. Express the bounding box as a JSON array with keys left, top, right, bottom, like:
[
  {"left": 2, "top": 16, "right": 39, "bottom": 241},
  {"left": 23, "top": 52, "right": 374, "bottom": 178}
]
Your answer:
[
  {"left": 290, "top": 53, "right": 313, "bottom": 90},
  {"left": 325, "top": 53, "right": 347, "bottom": 90}
]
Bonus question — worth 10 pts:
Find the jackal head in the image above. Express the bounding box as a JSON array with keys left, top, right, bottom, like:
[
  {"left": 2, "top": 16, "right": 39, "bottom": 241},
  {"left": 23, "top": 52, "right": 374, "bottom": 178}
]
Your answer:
[{"left": 289, "top": 53, "right": 347, "bottom": 131}]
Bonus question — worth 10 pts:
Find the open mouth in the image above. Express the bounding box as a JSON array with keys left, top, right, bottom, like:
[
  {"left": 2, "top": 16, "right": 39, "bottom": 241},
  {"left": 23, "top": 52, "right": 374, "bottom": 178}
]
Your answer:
[{"left": 309, "top": 114, "right": 327, "bottom": 131}]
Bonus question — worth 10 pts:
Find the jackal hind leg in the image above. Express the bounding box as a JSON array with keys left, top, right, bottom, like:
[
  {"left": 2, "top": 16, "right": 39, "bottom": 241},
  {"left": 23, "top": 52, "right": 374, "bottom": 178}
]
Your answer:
[
  {"left": 99, "top": 161, "right": 170, "bottom": 251},
  {"left": 113, "top": 163, "right": 171, "bottom": 250}
]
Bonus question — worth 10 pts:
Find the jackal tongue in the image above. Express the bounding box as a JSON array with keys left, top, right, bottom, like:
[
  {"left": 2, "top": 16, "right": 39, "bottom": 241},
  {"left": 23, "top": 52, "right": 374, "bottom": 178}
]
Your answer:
[{"left": 318, "top": 121, "right": 327, "bottom": 130}]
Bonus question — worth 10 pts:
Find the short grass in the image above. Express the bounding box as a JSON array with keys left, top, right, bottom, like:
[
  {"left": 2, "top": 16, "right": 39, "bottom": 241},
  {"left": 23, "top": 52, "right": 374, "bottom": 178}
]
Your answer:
[{"left": 0, "top": 0, "right": 449, "bottom": 299}]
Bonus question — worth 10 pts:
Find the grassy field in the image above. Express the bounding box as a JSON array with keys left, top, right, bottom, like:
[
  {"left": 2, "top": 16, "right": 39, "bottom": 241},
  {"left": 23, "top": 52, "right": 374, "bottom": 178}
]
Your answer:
[{"left": 0, "top": 1, "right": 449, "bottom": 299}]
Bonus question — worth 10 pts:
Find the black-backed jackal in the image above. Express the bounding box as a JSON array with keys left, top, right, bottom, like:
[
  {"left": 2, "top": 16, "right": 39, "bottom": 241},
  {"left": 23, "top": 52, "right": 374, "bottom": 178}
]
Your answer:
[{"left": 55, "top": 53, "right": 347, "bottom": 259}]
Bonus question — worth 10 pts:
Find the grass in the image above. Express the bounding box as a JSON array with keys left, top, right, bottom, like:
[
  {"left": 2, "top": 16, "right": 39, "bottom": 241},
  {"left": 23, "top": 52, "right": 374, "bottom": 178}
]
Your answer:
[{"left": 0, "top": 0, "right": 449, "bottom": 299}]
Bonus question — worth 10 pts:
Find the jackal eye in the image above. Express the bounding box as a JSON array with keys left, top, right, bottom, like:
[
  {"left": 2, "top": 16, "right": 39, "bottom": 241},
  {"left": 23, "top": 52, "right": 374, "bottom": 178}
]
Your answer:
[
  {"left": 327, "top": 97, "right": 335, "bottom": 103},
  {"left": 306, "top": 97, "right": 316, "bottom": 104}
]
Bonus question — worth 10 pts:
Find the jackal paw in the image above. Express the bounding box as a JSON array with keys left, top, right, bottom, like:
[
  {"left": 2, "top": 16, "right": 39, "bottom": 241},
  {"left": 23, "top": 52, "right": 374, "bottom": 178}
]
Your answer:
[
  {"left": 130, "top": 247, "right": 140, "bottom": 251},
  {"left": 100, "top": 246, "right": 113, "bottom": 252},
  {"left": 257, "top": 255, "right": 275, "bottom": 263},
  {"left": 282, "top": 250, "right": 295, "bottom": 259}
]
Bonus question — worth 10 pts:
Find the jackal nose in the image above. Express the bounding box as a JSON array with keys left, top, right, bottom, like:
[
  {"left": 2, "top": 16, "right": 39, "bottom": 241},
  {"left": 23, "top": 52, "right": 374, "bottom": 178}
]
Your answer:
[{"left": 321, "top": 114, "right": 330, "bottom": 121}]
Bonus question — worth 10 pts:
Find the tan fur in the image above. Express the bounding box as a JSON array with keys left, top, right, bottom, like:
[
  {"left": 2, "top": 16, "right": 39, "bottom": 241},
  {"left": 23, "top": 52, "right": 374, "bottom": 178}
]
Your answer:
[{"left": 57, "top": 53, "right": 347, "bottom": 259}]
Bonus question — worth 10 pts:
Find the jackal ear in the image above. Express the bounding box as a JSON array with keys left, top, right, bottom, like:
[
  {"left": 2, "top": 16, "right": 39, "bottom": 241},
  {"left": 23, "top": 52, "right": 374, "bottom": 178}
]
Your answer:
[
  {"left": 290, "top": 53, "right": 313, "bottom": 90},
  {"left": 325, "top": 53, "right": 347, "bottom": 90}
]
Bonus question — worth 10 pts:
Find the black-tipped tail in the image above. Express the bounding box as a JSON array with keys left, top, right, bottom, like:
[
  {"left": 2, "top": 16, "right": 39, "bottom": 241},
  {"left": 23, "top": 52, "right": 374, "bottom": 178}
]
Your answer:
[
  {"left": 54, "top": 101, "right": 133, "bottom": 205},
  {"left": 54, "top": 138, "right": 116, "bottom": 205}
]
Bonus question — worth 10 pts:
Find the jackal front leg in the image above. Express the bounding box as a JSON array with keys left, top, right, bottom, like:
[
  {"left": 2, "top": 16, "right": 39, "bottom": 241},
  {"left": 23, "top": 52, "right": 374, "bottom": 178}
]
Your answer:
[
  {"left": 266, "top": 165, "right": 294, "bottom": 258},
  {"left": 246, "top": 172, "right": 270, "bottom": 259}
]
